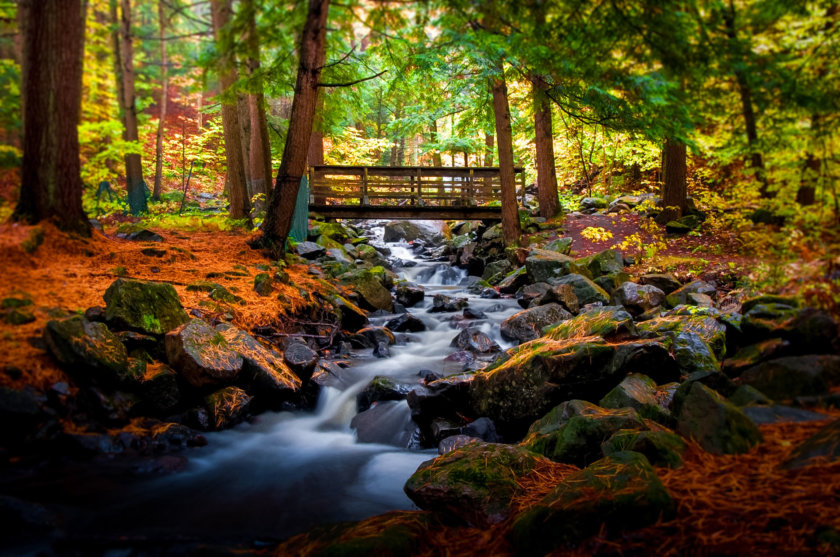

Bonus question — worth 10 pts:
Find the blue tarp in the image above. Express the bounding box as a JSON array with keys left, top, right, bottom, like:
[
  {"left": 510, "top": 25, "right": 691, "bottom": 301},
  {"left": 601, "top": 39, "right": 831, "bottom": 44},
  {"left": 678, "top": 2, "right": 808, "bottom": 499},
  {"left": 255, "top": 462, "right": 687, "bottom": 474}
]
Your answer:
[{"left": 289, "top": 175, "right": 310, "bottom": 243}]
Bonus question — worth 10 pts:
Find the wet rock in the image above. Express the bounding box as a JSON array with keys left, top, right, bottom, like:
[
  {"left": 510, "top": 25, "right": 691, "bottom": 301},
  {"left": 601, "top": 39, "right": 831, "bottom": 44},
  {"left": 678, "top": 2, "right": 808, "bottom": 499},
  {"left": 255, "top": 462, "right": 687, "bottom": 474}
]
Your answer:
[
  {"left": 165, "top": 319, "right": 243, "bottom": 388},
  {"left": 525, "top": 249, "right": 576, "bottom": 283},
  {"left": 602, "top": 430, "right": 686, "bottom": 468},
  {"left": 43, "top": 316, "right": 129, "bottom": 385},
  {"left": 518, "top": 282, "right": 551, "bottom": 309},
  {"left": 373, "top": 341, "right": 391, "bottom": 358},
  {"left": 512, "top": 451, "right": 675, "bottom": 552},
  {"left": 353, "top": 271, "right": 394, "bottom": 312},
  {"left": 482, "top": 259, "right": 512, "bottom": 282},
  {"left": 639, "top": 273, "right": 681, "bottom": 294},
  {"left": 217, "top": 322, "right": 301, "bottom": 400},
  {"left": 439, "top": 434, "right": 480, "bottom": 454},
  {"left": 500, "top": 303, "right": 572, "bottom": 344},
  {"left": 383, "top": 221, "right": 443, "bottom": 244},
  {"left": 599, "top": 373, "right": 671, "bottom": 423},
  {"left": 404, "top": 441, "right": 543, "bottom": 526},
  {"left": 385, "top": 313, "right": 426, "bottom": 332},
  {"left": 497, "top": 266, "right": 529, "bottom": 294},
  {"left": 737, "top": 355, "right": 840, "bottom": 401},
  {"left": 407, "top": 375, "right": 473, "bottom": 431},
  {"left": 395, "top": 283, "right": 425, "bottom": 307},
  {"left": 546, "top": 306, "right": 636, "bottom": 341},
  {"left": 0, "top": 387, "right": 46, "bottom": 445},
  {"left": 463, "top": 307, "right": 487, "bottom": 320},
  {"left": 612, "top": 282, "right": 666, "bottom": 316},
  {"left": 356, "top": 326, "right": 396, "bottom": 347},
  {"left": 576, "top": 248, "right": 624, "bottom": 279},
  {"left": 283, "top": 342, "right": 318, "bottom": 379},
  {"left": 665, "top": 280, "right": 716, "bottom": 308},
  {"left": 430, "top": 294, "right": 468, "bottom": 313},
  {"left": 548, "top": 273, "right": 610, "bottom": 307},
  {"left": 462, "top": 417, "right": 500, "bottom": 443},
  {"left": 103, "top": 278, "right": 190, "bottom": 335},
  {"left": 443, "top": 350, "right": 476, "bottom": 372},
  {"left": 295, "top": 241, "right": 327, "bottom": 259},
  {"left": 451, "top": 328, "right": 501, "bottom": 355},
  {"left": 0, "top": 495, "right": 59, "bottom": 543},
  {"left": 357, "top": 376, "right": 413, "bottom": 412},
  {"left": 203, "top": 386, "right": 252, "bottom": 430},
  {"left": 331, "top": 295, "right": 369, "bottom": 332},
  {"left": 783, "top": 418, "right": 840, "bottom": 469},
  {"left": 676, "top": 382, "right": 762, "bottom": 454},
  {"left": 430, "top": 418, "right": 462, "bottom": 444},
  {"left": 521, "top": 401, "right": 647, "bottom": 466}
]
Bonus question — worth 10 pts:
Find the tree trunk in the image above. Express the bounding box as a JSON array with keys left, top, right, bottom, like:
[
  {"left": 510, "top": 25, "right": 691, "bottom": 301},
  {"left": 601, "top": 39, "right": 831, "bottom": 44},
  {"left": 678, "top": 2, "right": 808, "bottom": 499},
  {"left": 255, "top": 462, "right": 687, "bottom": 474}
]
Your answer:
[
  {"left": 244, "top": 0, "right": 271, "bottom": 199},
  {"left": 152, "top": 0, "right": 168, "bottom": 201},
  {"left": 238, "top": 94, "right": 252, "bottom": 193},
  {"left": 656, "top": 138, "right": 687, "bottom": 225},
  {"left": 491, "top": 75, "right": 521, "bottom": 247},
  {"left": 13, "top": 0, "right": 89, "bottom": 235},
  {"left": 259, "top": 0, "right": 329, "bottom": 253},
  {"left": 115, "top": 0, "right": 147, "bottom": 214},
  {"left": 431, "top": 119, "right": 443, "bottom": 167},
  {"left": 797, "top": 153, "right": 819, "bottom": 206},
  {"left": 308, "top": 93, "right": 325, "bottom": 203},
  {"left": 724, "top": 3, "right": 769, "bottom": 198},
  {"left": 532, "top": 75, "right": 559, "bottom": 218},
  {"left": 209, "top": 0, "right": 250, "bottom": 220},
  {"left": 484, "top": 133, "right": 494, "bottom": 167}
]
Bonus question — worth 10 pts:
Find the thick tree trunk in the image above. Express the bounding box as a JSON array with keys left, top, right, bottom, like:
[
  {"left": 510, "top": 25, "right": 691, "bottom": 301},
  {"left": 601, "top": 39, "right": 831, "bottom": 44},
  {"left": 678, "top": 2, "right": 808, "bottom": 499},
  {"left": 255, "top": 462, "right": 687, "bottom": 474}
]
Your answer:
[
  {"left": 484, "top": 133, "right": 494, "bottom": 167},
  {"left": 532, "top": 76, "right": 559, "bottom": 218},
  {"left": 238, "top": 94, "right": 252, "bottom": 193},
  {"left": 431, "top": 120, "right": 443, "bottom": 167},
  {"left": 115, "top": 0, "right": 147, "bottom": 214},
  {"left": 656, "top": 138, "right": 687, "bottom": 225},
  {"left": 259, "top": 0, "right": 329, "bottom": 253},
  {"left": 14, "top": 0, "right": 89, "bottom": 235},
  {"left": 152, "top": 0, "right": 168, "bottom": 201},
  {"left": 210, "top": 0, "right": 250, "bottom": 220},
  {"left": 797, "top": 153, "right": 819, "bottom": 206},
  {"left": 243, "top": 0, "right": 271, "bottom": 200},
  {"left": 491, "top": 75, "right": 521, "bottom": 247}
]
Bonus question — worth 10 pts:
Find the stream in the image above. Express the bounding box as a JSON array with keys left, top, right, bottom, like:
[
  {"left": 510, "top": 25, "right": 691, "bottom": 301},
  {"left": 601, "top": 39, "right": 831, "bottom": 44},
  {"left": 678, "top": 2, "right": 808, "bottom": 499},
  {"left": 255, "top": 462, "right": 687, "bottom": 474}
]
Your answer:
[{"left": 5, "top": 221, "right": 523, "bottom": 550}]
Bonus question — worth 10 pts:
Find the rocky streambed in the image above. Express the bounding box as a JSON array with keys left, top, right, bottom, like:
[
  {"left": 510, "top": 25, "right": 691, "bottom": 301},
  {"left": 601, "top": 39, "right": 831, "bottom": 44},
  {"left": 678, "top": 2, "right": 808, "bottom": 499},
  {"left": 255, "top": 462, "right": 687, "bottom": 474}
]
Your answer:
[{"left": 2, "top": 217, "right": 840, "bottom": 555}]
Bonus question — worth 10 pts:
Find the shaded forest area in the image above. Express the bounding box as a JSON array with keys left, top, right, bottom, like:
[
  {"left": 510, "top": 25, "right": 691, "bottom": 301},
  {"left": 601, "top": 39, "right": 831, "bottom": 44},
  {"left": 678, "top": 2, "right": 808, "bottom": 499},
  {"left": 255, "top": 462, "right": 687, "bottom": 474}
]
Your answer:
[{"left": 1, "top": 0, "right": 840, "bottom": 556}]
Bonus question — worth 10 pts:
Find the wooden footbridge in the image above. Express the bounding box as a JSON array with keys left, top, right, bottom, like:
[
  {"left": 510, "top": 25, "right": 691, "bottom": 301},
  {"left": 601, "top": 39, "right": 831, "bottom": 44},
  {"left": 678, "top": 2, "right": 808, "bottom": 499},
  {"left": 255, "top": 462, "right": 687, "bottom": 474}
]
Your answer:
[{"left": 307, "top": 165, "right": 525, "bottom": 220}]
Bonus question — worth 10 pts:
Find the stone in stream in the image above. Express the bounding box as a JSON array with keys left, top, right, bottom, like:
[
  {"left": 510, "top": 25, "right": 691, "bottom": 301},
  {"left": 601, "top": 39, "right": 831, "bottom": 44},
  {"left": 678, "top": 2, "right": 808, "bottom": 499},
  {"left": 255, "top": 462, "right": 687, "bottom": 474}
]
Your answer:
[
  {"left": 385, "top": 313, "right": 426, "bottom": 332},
  {"left": 612, "top": 281, "right": 666, "bottom": 316},
  {"left": 201, "top": 386, "right": 252, "bottom": 430},
  {"left": 353, "top": 271, "right": 394, "bottom": 312},
  {"left": 165, "top": 319, "right": 244, "bottom": 389},
  {"left": 737, "top": 355, "right": 840, "bottom": 401},
  {"left": 498, "top": 267, "right": 529, "bottom": 294},
  {"left": 373, "top": 341, "right": 391, "bottom": 358},
  {"left": 548, "top": 273, "right": 610, "bottom": 307},
  {"left": 395, "top": 283, "right": 425, "bottom": 307},
  {"left": 357, "top": 376, "right": 414, "bottom": 412},
  {"left": 500, "top": 303, "right": 572, "bottom": 344},
  {"left": 429, "top": 294, "right": 469, "bottom": 313},
  {"left": 520, "top": 400, "right": 647, "bottom": 467},
  {"left": 404, "top": 441, "right": 544, "bottom": 526},
  {"left": 511, "top": 451, "right": 675, "bottom": 553},
  {"left": 331, "top": 295, "right": 369, "bottom": 333},
  {"left": 283, "top": 342, "right": 318, "bottom": 379},
  {"left": 463, "top": 307, "right": 487, "bottom": 320},
  {"left": 675, "top": 382, "right": 762, "bottom": 454},
  {"left": 450, "top": 328, "right": 501, "bottom": 355},
  {"left": 43, "top": 316, "right": 129, "bottom": 386},
  {"left": 383, "top": 220, "right": 443, "bottom": 244},
  {"left": 350, "top": 400, "right": 416, "bottom": 447},
  {"left": 103, "top": 278, "right": 190, "bottom": 335}
]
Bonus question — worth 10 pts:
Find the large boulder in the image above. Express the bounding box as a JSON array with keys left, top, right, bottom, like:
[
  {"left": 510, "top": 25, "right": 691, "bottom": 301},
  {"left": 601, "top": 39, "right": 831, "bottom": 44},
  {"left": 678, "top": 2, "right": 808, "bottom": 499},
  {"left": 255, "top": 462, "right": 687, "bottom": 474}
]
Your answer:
[
  {"left": 639, "top": 273, "right": 681, "bottom": 294},
  {"left": 525, "top": 249, "right": 575, "bottom": 283},
  {"left": 385, "top": 313, "right": 426, "bottom": 333},
  {"left": 539, "top": 283, "right": 580, "bottom": 314},
  {"left": 612, "top": 282, "right": 666, "bottom": 316},
  {"left": 450, "top": 328, "right": 501, "bottom": 355},
  {"left": 357, "top": 376, "right": 413, "bottom": 412},
  {"left": 165, "top": 319, "right": 243, "bottom": 388},
  {"left": 500, "top": 303, "right": 572, "bottom": 344},
  {"left": 103, "top": 278, "right": 190, "bottom": 335},
  {"left": 43, "top": 316, "right": 129, "bottom": 385},
  {"left": 383, "top": 221, "right": 442, "bottom": 244},
  {"left": 430, "top": 294, "right": 468, "bottom": 313},
  {"left": 783, "top": 418, "right": 840, "bottom": 469},
  {"left": 331, "top": 295, "right": 369, "bottom": 332},
  {"left": 676, "top": 382, "right": 762, "bottom": 454},
  {"left": 216, "top": 323, "right": 301, "bottom": 400},
  {"left": 512, "top": 451, "right": 675, "bottom": 553},
  {"left": 737, "top": 355, "right": 840, "bottom": 401},
  {"left": 545, "top": 306, "right": 636, "bottom": 341},
  {"left": 395, "top": 283, "right": 425, "bottom": 307},
  {"left": 602, "top": 430, "right": 686, "bottom": 468},
  {"left": 353, "top": 271, "right": 393, "bottom": 312},
  {"left": 548, "top": 273, "right": 610, "bottom": 307},
  {"left": 404, "top": 441, "right": 543, "bottom": 526},
  {"left": 521, "top": 401, "right": 647, "bottom": 466},
  {"left": 576, "top": 248, "right": 624, "bottom": 279},
  {"left": 664, "top": 280, "right": 716, "bottom": 308},
  {"left": 599, "top": 373, "right": 671, "bottom": 424}
]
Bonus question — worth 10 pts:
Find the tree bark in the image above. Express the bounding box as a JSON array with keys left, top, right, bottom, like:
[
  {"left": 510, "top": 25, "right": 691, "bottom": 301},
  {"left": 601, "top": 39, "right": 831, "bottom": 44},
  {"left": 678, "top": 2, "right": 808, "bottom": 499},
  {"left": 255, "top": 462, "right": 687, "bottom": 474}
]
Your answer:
[
  {"left": 13, "top": 0, "right": 89, "bottom": 235},
  {"left": 308, "top": 94, "right": 325, "bottom": 203},
  {"left": 484, "top": 133, "right": 494, "bottom": 167},
  {"left": 797, "top": 152, "right": 819, "bottom": 206},
  {"left": 244, "top": 0, "right": 271, "bottom": 199},
  {"left": 430, "top": 119, "right": 443, "bottom": 167},
  {"left": 152, "top": 0, "right": 168, "bottom": 201},
  {"left": 238, "top": 94, "right": 252, "bottom": 192},
  {"left": 114, "top": 0, "right": 147, "bottom": 214},
  {"left": 209, "top": 0, "right": 250, "bottom": 220},
  {"left": 491, "top": 75, "right": 521, "bottom": 247},
  {"left": 258, "top": 0, "right": 329, "bottom": 253},
  {"left": 656, "top": 138, "right": 687, "bottom": 225},
  {"left": 532, "top": 75, "right": 559, "bottom": 218}
]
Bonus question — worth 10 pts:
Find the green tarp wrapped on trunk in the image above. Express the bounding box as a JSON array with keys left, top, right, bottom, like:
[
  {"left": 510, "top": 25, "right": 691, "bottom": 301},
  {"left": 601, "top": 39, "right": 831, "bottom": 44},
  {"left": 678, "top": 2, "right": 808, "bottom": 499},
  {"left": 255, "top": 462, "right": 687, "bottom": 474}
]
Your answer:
[{"left": 289, "top": 175, "right": 310, "bottom": 243}]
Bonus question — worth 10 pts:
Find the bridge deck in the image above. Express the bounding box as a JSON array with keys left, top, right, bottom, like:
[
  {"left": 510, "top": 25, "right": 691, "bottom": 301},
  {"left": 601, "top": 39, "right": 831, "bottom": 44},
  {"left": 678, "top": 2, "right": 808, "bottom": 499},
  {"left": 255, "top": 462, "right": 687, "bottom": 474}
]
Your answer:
[{"left": 308, "top": 165, "right": 523, "bottom": 220}]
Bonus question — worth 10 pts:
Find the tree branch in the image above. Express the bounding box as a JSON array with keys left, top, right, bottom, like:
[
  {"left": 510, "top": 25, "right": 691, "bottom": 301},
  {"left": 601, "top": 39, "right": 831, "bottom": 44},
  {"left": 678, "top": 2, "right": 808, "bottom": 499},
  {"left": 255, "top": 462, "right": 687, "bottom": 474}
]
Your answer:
[
  {"left": 317, "top": 69, "right": 388, "bottom": 88},
  {"left": 318, "top": 45, "right": 357, "bottom": 71}
]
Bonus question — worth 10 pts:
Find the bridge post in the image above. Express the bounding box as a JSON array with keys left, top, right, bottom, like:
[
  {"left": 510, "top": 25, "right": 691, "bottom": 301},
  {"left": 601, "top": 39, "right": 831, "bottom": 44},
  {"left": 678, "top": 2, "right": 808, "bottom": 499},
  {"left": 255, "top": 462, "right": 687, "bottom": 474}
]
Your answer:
[
  {"left": 519, "top": 169, "right": 526, "bottom": 206},
  {"left": 416, "top": 167, "right": 423, "bottom": 206},
  {"left": 362, "top": 167, "right": 369, "bottom": 205}
]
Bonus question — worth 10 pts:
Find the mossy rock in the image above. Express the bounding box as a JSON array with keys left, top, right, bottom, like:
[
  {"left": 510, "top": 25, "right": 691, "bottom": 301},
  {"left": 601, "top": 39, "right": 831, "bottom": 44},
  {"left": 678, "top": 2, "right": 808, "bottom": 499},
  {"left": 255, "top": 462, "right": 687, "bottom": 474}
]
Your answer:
[
  {"left": 664, "top": 280, "right": 716, "bottom": 308},
  {"left": 164, "top": 319, "right": 243, "bottom": 388},
  {"left": 511, "top": 451, "right": 675, "bottom": 552},
  {"left": 737, "top": 355, "right": 840, "bottom": 401},
  {"left": 637, "top": 314, "right": 727, "bottom": 361},
  {"left": 545, "top": 237, "right": 572, "bottom": 255},
  {"left": 43, "top": 316, "right": 130, "bottom": 386},
  {"left": 722, "top": 338, "right": 790, "bottom": 377},
  {"left": 4, "top": 309, "right": 35, "bottom": 325},
  {"left": 353, "top": 271, "right": 393, "bottom": 312},
  {"left": 599, "top": 373, "right": 672, "bottom": 424},
  {"left": 602, "top": 430, "right": 686, "bottom": 468},
  {"left": 741, "top": 294, "right": 799, "bottom": 315},
  {"left": 404, "top": 441, "right": 543, "bottom": 526},
  {"left": 186, "top": 281, "right": 245, "bottom": 305},
  {"left": 1, "top": 297, "right": 33, "bottom": 310},
  {"left": 103, "top": 278, "right": 189, "bottom": 335},
  {"left": 548, "top": 273, "right": 610, "bottom": 307},
  {"left": 575, "top": 248, "right": 624, "bottom": 279},
  {"left": 253, "top": 272, "right": 274, "bottom": 297},
  {"left": 525, "top": 249, "right": 575, "bottom": 283},
  {"left": 545, "top": 306, "right": 636, "bottom": 340},
  {"left": 676, "top": 382, "right": 762, "bottom": 454},
  {"left": 203, "top": 386, "right": 252, "bottom": 430}
]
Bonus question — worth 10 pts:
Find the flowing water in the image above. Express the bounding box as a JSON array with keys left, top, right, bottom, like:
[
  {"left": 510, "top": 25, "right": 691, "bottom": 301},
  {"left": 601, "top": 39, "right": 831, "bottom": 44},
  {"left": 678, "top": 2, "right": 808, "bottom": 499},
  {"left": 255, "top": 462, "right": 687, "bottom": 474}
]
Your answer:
[{"left": 6, "top": 221, "right": 523, "bottom": 549}]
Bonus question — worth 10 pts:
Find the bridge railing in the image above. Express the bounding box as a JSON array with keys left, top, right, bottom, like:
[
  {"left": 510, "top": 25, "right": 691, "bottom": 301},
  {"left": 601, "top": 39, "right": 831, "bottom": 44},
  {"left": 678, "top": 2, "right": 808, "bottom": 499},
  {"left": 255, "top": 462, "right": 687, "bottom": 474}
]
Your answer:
[{"left": 308, "top": 165, "right": 525, "bottom": 207}]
